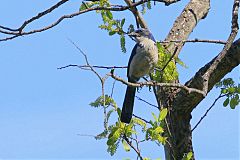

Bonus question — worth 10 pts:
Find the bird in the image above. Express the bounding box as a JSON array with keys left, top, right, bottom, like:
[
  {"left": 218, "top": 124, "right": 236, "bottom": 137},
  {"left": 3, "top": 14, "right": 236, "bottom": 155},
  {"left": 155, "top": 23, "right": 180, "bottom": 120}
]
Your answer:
[{"left": 120, "top": 28, "right": 159, "bottom": 123}]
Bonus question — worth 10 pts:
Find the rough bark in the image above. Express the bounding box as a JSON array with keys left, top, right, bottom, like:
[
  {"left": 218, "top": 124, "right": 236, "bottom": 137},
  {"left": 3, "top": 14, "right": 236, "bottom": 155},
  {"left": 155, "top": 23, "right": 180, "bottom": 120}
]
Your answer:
[
  {"left": 175, "top": 39, "right": 240, "bottom": 113},
  {"left": 164, "top": 0, "right": 210, "bottom": 57},
  {"left": 154, "top": 0, "right": 211, "bottom": 159},
  {"left": 154, "top": 0, "right": 240, "bottom": 159}
]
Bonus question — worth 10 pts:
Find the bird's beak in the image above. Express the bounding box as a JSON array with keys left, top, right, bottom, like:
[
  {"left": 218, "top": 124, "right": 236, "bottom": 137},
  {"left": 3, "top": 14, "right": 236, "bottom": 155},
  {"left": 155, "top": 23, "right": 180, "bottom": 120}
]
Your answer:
[
  {"left": 128, "top": 32, "right": 140, "bottom": 42},
  {"left": 127, "top": 32, "right": 138, "bottom": 37}
]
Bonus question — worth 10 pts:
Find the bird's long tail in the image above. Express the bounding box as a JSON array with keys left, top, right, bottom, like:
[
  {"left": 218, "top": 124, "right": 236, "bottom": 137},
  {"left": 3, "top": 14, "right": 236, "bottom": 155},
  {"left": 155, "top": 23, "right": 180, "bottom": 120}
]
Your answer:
[{"left": 121, "top": 86, "right": 136, "bottom": 123}]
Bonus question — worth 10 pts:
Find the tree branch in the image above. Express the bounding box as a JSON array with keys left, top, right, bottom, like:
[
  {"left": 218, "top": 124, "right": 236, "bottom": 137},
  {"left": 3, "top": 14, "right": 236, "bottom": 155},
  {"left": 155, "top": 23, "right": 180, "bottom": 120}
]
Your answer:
[
  {"left": 0, "top": 0, "right": 179, "bottom": 42},
  {"left": 159, "top": 39, "right": 226, "bottom": 45},
  {"left": 173, "top": 0, "right": 240, "bottom": 113},
  {"left": 201, "top": 0, "right": 239, "bottom": 94},
  {"left": 191, "top": 94, "right": 226, "bottom": 132},
  {"left": 153, "top": 0, "right": 211, "bottom": 159},
  {"left": 135, "top": 96, "right": 158, "bottom": 109},
  {"left": 133, "top": 114, "right": 151, "bottom": 124},
  {"left": 109, "top": 71, "right": 206, "bottom": 96},
  {"left": 164, "top": 0, "right": 210, "bottom": 57},
  {"left": 124, "top": 0, "right": 148, "bottom": 28},
  {"left": 57, "top": 64, "right": 127, "bottom": 70},
  {"left": 123, "top": 135, "right": 143, "bottom": 160}
]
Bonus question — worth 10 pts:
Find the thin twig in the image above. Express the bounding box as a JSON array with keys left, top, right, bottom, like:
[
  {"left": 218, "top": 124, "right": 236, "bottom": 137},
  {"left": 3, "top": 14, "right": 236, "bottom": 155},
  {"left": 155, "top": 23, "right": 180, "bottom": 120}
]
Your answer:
[
  {"left": 123, "top": 135, "right": 143, "bottom": 160},
  {"left": 133, "top": 125, "right": 141, "bottom": 158},
  {"left": 57, "top": 64, "right": 127, "bottom": 70},
  {"left": 135, "top": 96, "right": 158, "bottom": 109},
  {"left": 110, "top": 80, "right": 116, "bottom": 98},
  {"left": 191, "top": 94, "right": 226, "bottom": 132},
  {"left": 159, "top": 39, "right": 226, "bottom": 45},
  {"left": 161, "top": 47, "right": 178, "bottom": 72},
  {"left": 67, "top": 39, "right": 110, "bottom": 130},
  {"left": 133, "top": 114, "right": 150, "bottom": 124},
  {"left": 77, "top": 134, "right": 97, "bottom": 138},
  {"left": 0, "top": 0, "right": 178, "bottom": 42},
  {"left": 67, "top": 39, "right": 102, "bottom": 81}
]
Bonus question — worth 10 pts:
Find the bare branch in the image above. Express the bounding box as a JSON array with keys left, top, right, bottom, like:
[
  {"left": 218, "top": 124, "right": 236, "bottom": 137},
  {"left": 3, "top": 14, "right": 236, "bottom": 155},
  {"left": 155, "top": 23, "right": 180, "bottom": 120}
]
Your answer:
[
  {"left": 0, "top": 0, "right": 179, "bottom": 42},
  {"left": 191, "top": 94, "right": 226, "bottom": 132},
  {"left": 57, "top": 64, "right": 127, "bottom": 70},
  {"left": 124, "top": 0, "right": 148, "bottom": 28},
  {"left": 67, "top": 39, "right": 103, "bottom": 81},
  {"left": 135, "top": 96, "right": 158, "bottom": 109},
  {"left": 67, "top": 39, "right": 111, "bottom": 130},
  {"left": 159, "top": 39, "right": 226, "bottom": 45},
  {"left": 202, "top": 0, "right": 239, "bottom": 94},
  {"left": 133, "top": 114, "right": 151, "bottom": 124},
  {"left": 109, "top": 71, "right": 207, "bottom": 96},
  {"left": 164, "top": 0, "right": 210, "bottom": 57},
  {"left": 172, "top": 1, "right": 240, "bottom": 113},
  {"left": 123, "top": 135, "right": 143, "bottom": 160}
]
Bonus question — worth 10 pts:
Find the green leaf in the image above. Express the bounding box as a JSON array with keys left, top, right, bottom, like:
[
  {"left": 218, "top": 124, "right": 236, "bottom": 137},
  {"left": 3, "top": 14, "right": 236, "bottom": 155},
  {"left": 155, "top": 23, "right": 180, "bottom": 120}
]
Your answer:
[
  {"left": 79, "top": 2, "right": 98, "bottom": 11},
  {"left": 154, "top": 126, "right": 164, "bottom": 134},
  {"left": 95, "top": 130, "right": 108, "bottom": 140},
  {"left": 79, "top": 3, "right": 87, "bottom": 11},
  {"left": 223, "top": 98, "right": 229, "bottom": 107},
  {"left": 228, "top": 87, "right": 236, "bottom": 93},
  {"left": 147, "top": 1, "right": 151, "bottom": 9},
  {"left": 221, "top": 88, "right": 228, "bottom": 94},
  {"left": 117, "top": 108, "right": 121, "bottom": 117},
  {"left": 120, "top": 35, "right": 126, "bottom": 53},
  {"left": 107, "top": 140, "right": 119, "bottom": 156},
  {"left": 124, "top": 123, "right": 135, "bottom": 136},
  {"left": 141, "top": 3, "right": 146, "bottom": 14},
  {"left": 157, "top": 135, "right": 167, "bottom": 144},
  {"left": 106, "top": 10, "right": 113, "bottom": 20},
  {"left": 230, "top": 97, "right": 238, "bottom": 109},
  {"left": 121, "top": 18, "right": 125, "bottom": 27},
  {"left": 176, "top": 57, "right": 188, "bottom": 68},
  {"left": 132, "top": 117, "right": 147, "bottom": 130},
  {"left": 101, "top": 11, "right": 108, "bottom": 23},
  {"left": 109, "top": 30, "right": 116, "bottom": 36},
  {"left": 154, "top": 43, "right": 179, "bottom": 82},
  {"left": 187, "top": 152, "right": 193, "bottom": 160},
  {"left": 182, "top": 151, "right": 193, "bottom": 160},
  {"left": 159, "top": 108, "right": 168, "bottom": 121},
  {"left": 152, "top": 112, "right": 158, "bottom": 122},
  {"left": 107, "top": 128, "right": 121, "bottom": 145},
  {"left": 106, "top": 109, "right": 115, "bottom": 121},
  {"left": 122, "top": 139, "right": 130, "bottom": 152}
]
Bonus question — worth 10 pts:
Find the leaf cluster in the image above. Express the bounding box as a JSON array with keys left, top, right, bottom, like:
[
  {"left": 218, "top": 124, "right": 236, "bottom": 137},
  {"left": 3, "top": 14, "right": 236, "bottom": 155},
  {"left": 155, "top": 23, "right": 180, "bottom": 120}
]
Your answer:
[
  {"left": 152, "top": 42, "right": 179, "bottom": 82},
  {"left": 89, "top": 94, "right": 170, "bottom": 157},
  {"left": 146, "top": 108, "right": 168, "bottom": 145},
  {"left": 141, "top": 1, "right": 152, "bottom": 14},
  {"left": 216, "top": 78, "right": 240, "bottom": 109},
  {"left": 182, "top": 152, "right": 193, "bottom": 160}
]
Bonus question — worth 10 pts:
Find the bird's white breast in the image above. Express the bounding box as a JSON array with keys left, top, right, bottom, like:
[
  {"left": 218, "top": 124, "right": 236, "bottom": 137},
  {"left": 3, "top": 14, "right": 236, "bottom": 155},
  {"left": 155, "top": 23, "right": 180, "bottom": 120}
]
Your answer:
[{"left": 128, "top": 38, "right": 158, "bottom": 80}]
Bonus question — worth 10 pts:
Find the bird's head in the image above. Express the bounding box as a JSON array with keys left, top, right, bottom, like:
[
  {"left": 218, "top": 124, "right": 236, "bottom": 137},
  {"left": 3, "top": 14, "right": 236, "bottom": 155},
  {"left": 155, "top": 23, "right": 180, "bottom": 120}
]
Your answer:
[{"left": 128, "top": 28, "right": 156, "bottom": 43}]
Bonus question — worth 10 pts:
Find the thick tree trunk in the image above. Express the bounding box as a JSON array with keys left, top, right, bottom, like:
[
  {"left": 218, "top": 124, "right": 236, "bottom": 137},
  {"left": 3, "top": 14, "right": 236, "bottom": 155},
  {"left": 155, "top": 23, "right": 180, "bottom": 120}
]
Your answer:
[
  {"left": 158, "top": 38, "right": 240, "bottom": 160},
  {"left": 155, "top": 0, "right": 240, "bottom": 159},
  {"left": 154, "top": 0, "right": 210, "bottom": 159}
]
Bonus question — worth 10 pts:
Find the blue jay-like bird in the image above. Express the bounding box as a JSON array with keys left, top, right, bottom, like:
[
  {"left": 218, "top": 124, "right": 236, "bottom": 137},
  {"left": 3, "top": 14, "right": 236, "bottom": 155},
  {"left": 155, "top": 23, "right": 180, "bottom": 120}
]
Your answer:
[{"left": 121, "top": 28, "right": 159, "bottom": 123}]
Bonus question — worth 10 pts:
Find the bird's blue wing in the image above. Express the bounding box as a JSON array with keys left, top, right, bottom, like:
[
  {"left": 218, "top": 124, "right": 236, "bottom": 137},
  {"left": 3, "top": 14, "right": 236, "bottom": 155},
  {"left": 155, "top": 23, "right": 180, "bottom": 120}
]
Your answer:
[
  {"left": 148, "top": 33, "right": 156, "bottom": 42},
  {"left": 127, "top": 44, "right": 139, "bottom": 79}
]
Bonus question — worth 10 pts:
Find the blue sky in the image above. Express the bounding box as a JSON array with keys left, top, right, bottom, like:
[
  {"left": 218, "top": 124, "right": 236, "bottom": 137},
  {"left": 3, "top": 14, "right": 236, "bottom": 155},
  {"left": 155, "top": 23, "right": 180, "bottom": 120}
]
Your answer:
[{"left": 0, "top": 0, "right": 239, "bottom": 159}]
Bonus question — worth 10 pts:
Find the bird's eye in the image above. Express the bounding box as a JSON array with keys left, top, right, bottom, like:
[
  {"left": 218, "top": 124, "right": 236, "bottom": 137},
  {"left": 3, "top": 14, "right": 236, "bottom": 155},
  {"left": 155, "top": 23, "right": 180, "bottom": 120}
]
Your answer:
[{"left": 136, "top": 30, "right": 142, "bottom": 33}]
